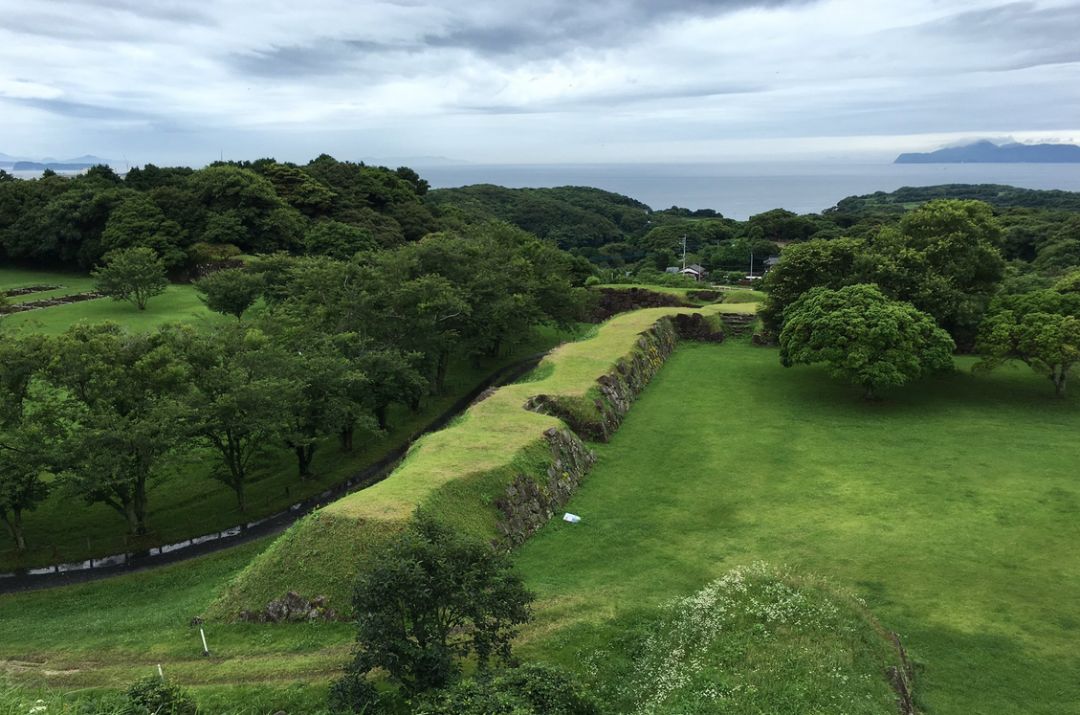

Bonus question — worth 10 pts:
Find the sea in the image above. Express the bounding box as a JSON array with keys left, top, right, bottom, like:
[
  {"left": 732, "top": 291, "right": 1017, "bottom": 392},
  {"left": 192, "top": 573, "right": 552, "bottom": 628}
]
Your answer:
[
  {"left": 9, "top": 161, "right": 1080, "bottom": 221},
  {"left": 418, "top": 162, "right": 1080, "bottom": 220}
]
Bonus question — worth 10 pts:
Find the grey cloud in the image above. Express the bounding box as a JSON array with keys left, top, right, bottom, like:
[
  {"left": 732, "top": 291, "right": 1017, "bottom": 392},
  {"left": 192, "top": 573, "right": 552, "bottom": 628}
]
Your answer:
[
  {"left": 229, "top": 43, "right": 361, "bottom": 78},
  {"left": 1, "top": 1, "right": 213, "bottom": 41},
  {"left": 1, "top": 96, "right": 155, "bottom": 121},
  {"left": 421, "top": 0, "right": 816, "bottom": 58},
  {"left": 917, "top": 2, "right": 1080, "bottom": 66},
  {"left": 226, "top": 0, "right": 818, "bottom": 80},
  {"left": 458, "top": 81, "right": 766, "bottom": 114}
]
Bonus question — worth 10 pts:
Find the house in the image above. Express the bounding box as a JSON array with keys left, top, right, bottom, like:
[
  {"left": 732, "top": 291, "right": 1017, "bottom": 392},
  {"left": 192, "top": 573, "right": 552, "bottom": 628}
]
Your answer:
[
  {"left": 764, "top": 256, "right": 781, "bottom": 272},
  {"left": 678, "top": 264, "right": 707, "bottom": 281}
]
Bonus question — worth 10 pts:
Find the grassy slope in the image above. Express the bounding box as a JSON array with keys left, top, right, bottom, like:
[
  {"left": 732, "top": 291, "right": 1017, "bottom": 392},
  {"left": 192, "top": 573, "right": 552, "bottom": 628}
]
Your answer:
[
  {"left": 513, "top": 342, "right": 1080, "bottom": 715},
  {"left": 1, "top": 327, "right": 569, "bottom": 571},
  {"left": 212, "top": 304, "right": 753, "bottom": 615},
  {"left": 0, "top": 267, "right": 573, "bottom": 570},
  {"left": 0, "top": 539, "right": 350, "bottom": 712}
]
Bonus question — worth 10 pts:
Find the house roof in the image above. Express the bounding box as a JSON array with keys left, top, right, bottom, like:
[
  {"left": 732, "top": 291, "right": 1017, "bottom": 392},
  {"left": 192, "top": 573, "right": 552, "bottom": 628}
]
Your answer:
[{"left": 680, "top": 264, "right": 706, "bottom": 274}]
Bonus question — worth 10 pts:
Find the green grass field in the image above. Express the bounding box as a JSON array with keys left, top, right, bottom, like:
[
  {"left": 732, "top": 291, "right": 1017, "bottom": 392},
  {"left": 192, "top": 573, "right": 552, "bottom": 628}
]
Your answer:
[
  {"left": 513, "top": 342, "right": 1080, "bottom": 714},
  {"left": 0, "top": 539, "right": 351, "bottom": 712},
  {"left": 4, "top": 327, "right": 1078, "bottom": 714},
  {"left": 0, "top": 267, "right": 218, "bottom": 335}
]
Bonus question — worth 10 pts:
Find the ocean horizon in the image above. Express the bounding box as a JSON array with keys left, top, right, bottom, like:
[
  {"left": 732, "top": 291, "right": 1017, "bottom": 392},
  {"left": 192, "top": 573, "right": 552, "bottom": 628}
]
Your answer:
[{"left": 419, "top": 161, "right": 1080, "bottom": 220}]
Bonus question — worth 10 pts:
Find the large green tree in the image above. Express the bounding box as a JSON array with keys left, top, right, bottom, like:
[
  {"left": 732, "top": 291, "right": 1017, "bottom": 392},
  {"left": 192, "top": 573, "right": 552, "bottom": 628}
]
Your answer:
[
  {"left": 100, "top": 193, "right": 187, "bottom": 269},
  {"left": 976, "top": 289, "right": 1080, "bottom": 396},
  {"left": 47, "top": 324, "right": 192, "bottom": 535},
  {"left": 91, "top": 247, "right": 169, "bottom": 311},
  {"left": 779, "top": 284, "right": 955, "bottom": 399},
  {"left": 179, "top": 324, "right": 299, "bottom": 511}
]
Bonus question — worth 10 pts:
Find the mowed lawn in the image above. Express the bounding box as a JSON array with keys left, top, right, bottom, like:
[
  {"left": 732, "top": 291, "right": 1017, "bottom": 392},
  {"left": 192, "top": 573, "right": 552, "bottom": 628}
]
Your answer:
[
  {"left": 514, "top": 342, "right": 1080, "bottom": 715},
  {"left": 0, "top": 267, "right": 217, "bottom": 335}
]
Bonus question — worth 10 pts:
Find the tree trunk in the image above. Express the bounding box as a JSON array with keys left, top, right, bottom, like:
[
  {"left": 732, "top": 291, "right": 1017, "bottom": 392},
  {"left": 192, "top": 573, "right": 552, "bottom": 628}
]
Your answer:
[
  {"left": 1052, "top": 367, "right": 1067, "bottom": 397},
  {"left": 409, "top": 394, "right": 422, "bottom": 412},
  {"left": 375, "top": 404, "right": 389, "bottom": 431},
  {"left": 1, "top": 509, "right": 26, "bottom": 551},
  {"left": 340, "top": 424, "right": 355, "bottom": 452},
  {"left": 435, "top": 351, "right": 450, "bottom": 394},
  {"left": 863, "top": 383, "right": 877, "bottom": 401},
  {"left": 296, "top": 444, "right": 316, "bottom": 479},
  {"left": 133, "top": 478, "right": 149, "bottom": 535},
  {"left": 235, "top": 480, "right": 246, "bottom": 512}
]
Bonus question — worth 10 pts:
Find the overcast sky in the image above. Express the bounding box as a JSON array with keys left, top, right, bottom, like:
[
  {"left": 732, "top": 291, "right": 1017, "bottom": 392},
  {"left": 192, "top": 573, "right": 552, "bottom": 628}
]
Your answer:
[{"left": 1, "top": 0, "right": 1079, "bottom": 166}]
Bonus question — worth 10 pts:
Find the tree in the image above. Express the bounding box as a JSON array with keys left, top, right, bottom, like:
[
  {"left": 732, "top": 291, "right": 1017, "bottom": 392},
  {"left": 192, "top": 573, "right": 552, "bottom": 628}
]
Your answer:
[
  {"left": 303, "top": 220, "right": 377, "bottom": 259},
  {"left": 342, "top": 515, "right": 533, "bottom": 696},
  {"left": 779, "top": 284, "right": 955, "bottom": 399},
  {"left": 194, "top": 268, "right": 263, "bottom": 319},
  {"left": 760, "top": 237, "right": 865, "bottom": 333},
  {"left": 977, "top": 289, "right": 1080, "bottom": 396},
  {"left": 180, "top": 325, "right": 299, "bottom": 511},
  {"left": 272, "top": 327, "right": 368, "bottom": 479},
  {"left": 100, "top": 193, "right": 187, "bottom": 269},
  {"left": 0, "top": 336, "right": 75, "bottom": 551},
  {"left": 47, "top": 324, "right": 193, "bottom": 535},
  {"left": 91, "top": 247, "right": 169, "bottom": 311}
]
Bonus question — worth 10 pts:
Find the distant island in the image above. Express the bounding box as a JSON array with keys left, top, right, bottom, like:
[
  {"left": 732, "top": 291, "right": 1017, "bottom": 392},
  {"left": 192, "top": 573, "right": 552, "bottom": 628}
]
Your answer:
[
  {"left": 896, "top": 140, "right": 1080, "bottom": 164},
  {"left": 0, "top": 153, "right": 112, "bottom": 171},
  {"left": 12, "top": 161, "right": 99, "bottom": 171}
]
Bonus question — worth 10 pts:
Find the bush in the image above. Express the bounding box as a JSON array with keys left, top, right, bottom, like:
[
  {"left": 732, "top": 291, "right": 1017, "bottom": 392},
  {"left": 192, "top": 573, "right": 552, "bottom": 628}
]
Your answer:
[
  {"left": 123, "top": 677, "right": 197, "bottom": 715},
  {"left": 328, "top": 669, "right": 382, "bottom": 714},
  {"left": 584, "top": 275, "right": 601, "bottom": 287},
  {"left": 416, "top": 664, "right": 602, "bottom": 715},
  {"left": 342, "top": 514, "right": 533, "bottom": 696}
]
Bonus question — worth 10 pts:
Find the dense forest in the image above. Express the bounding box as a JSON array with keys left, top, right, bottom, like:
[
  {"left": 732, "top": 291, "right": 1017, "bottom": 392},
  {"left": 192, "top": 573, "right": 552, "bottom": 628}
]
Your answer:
[{"left": 4, "top": 159, "right": 1079, "bottom": 284}]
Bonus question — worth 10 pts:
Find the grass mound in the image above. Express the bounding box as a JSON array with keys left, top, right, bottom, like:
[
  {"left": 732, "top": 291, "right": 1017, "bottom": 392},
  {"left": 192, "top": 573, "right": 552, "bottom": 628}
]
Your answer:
[
  {"left": 580, "top": 563, "right": 909, "bottom": 715},
  {"left": 209, "top": 305, "right": 748, "bottom": 618}
]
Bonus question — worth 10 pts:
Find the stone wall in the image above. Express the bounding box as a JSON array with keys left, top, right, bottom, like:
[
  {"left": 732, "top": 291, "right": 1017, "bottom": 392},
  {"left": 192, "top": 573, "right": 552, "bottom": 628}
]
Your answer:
[
  {"left": 525, "top": 314, "right": 720, "bottom": 442},
  {"left": 493, "top": 426, "right": 596, "bottom": 547}
]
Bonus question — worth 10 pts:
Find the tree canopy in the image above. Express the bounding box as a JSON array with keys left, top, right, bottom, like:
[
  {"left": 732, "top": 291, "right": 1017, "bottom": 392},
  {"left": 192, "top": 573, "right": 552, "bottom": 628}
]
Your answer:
[{"left": 779, "top": 284, "right": 955, "bottom": 398}]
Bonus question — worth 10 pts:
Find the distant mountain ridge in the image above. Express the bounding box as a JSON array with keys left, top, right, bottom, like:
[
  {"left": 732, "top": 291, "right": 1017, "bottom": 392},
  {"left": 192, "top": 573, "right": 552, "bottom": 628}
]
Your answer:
[
  {"left": 1, "top": 153, "right": 113, "bottom": 172},
  {"left": 896, "top": 140, "right": 1080, "bottom": 164}
]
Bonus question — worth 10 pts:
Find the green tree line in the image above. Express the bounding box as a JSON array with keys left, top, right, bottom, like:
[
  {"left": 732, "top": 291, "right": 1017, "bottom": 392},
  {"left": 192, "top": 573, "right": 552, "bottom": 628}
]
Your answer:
[{"left": 0, "top": 224, "right": 589, "bottom": 552}]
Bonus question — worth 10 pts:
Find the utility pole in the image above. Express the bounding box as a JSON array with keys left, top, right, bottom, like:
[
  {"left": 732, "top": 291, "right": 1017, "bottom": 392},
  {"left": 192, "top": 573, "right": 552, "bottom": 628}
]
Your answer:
[
  {"left": 681, "top": 235, "right": 687, "bottom": 270},
  {"left": 749, "top": 250, "right": 755, "bottom": 278}
]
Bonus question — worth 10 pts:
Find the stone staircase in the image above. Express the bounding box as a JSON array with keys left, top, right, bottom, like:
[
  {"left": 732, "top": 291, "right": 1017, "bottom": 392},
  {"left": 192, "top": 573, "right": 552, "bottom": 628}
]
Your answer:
[{"left": 720, "top": 312, "right": 757, "bottom": 336}]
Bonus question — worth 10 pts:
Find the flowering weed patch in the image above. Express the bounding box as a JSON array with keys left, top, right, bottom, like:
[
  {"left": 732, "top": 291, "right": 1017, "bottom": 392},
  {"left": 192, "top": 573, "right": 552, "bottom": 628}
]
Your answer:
[{"left": 581, "top": 563, "right": 900, "bottom": 715}]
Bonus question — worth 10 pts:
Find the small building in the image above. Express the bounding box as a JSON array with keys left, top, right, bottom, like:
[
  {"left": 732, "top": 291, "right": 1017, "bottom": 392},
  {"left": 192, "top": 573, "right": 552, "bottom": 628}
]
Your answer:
[
  {"left": 763, "top": 256, "right": 781, "bottom": 272},
  {"left": 678, "top": 264, "right": 707, "bottom": 282}
]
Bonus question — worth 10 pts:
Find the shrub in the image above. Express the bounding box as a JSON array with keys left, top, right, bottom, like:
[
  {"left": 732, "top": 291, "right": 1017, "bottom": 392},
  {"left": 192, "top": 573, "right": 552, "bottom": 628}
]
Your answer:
[
  {"left": 584, "top": 275, "right": 601, "bottom": 287},
  {"left": 123, "top": 677, "right": 197, "bottom": 715},
  {"left": 416, "top": 664, "right": 602, "bottom": 715},
  {"left": 328, "top": 669, "right": 382, "bottom": 714},
  {"left": 341, "top": 514, "right": 533, "bottom": 696}
]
